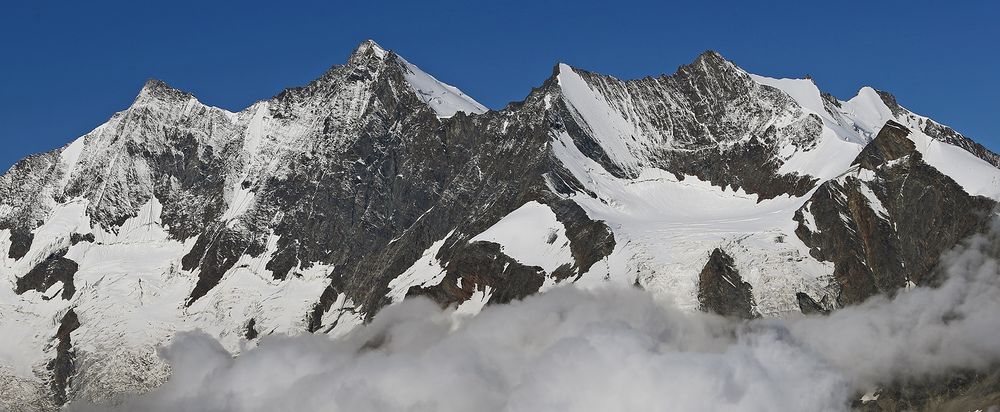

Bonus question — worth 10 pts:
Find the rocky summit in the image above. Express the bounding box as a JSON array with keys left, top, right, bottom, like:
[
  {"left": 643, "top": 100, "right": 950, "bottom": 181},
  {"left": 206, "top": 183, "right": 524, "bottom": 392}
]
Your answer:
[{"left": 2, "top": 40, "right": 999, "bottom": 410}]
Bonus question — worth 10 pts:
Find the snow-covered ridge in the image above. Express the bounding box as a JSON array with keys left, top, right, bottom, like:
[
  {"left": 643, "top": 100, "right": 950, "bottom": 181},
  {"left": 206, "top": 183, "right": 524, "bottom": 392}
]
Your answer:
[
  {"left": 397, "top": 56, "right": 488, "bottom": 118},
  {"left": 551, "top": 55, "right": 840, "bottom": 186},
  {"left": 750, "top": 73, "right": 1000, "bottom": 199}
]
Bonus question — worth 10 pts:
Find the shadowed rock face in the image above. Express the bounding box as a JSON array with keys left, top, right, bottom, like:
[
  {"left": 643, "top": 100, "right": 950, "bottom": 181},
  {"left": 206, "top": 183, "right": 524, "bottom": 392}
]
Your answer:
[
  {"left": 244, "top": 318, "right": 258, "bottom": 340},
  {"left": 1, "top": 152, "right": 64, "bottom": 261},
  {"left": 48, "top": 309, "right": 80, "bottom": 407},
  {"left": 15, "top": 249, "right": 78, "bottom": 300},
  {"left": 407, "top": 241, "right": 547, "bottom": 308},
  {"left": 794, "top": 121, "right": 997, "bottom": 306},
  {"left": 697, "top": 248, "right": 758, "bottom": 319},
  {"left": 796, "top": 292, "right": 830, "bottom": 315},
  {"left": 7, "top": 230, "right": 33, "bottom": 260},
  {"left": 555, "top": 53, "right": 821, "bottom": 200}
]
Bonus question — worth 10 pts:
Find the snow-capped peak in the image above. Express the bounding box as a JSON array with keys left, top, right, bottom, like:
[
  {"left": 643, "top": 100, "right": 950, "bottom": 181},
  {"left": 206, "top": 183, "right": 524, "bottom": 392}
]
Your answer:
[
  {"left": 351, "top": 39, "right": 388, "bottom": 60},
  {"left": 841, "top": 86, "right": 896, "bottom": 134},
  {"left": 132, "top": 78, "right": 195, "bottom": 107},
  {"left": 341, "top": 39, "right": 487, "bottom": 119}
]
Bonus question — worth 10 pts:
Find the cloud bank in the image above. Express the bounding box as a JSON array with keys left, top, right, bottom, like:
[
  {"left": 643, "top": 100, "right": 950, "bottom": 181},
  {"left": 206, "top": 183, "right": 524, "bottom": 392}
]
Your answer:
[{"left": 72, "top": 216, "right": 1000, "bottom": 412}]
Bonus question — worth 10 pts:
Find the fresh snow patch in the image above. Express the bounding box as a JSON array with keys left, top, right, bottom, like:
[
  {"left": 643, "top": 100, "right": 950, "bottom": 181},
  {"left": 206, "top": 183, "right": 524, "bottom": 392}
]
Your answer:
[
  {"left": 470, "top": 201, "right": 574, "bottom": 274},
  {"left": 323, "top": 293, "right": 365, "bottom": 338},
  {"left": 57, "top": 135, "right": 87, "bottom": 191},
  {"left": 800, "top": 202, "right": 819, "bottom": 234},
  {"left": 841, "top": 87, "right": 896, "bottom": 137},
  {"left": 387, "top": 230, "right": 455, "bottom": 302},
  {"left": 748, "top": 75, "right": 828, "bottom": 120},
  {"left": 453, "top": 285, "right": 494, "bottom": 316}
]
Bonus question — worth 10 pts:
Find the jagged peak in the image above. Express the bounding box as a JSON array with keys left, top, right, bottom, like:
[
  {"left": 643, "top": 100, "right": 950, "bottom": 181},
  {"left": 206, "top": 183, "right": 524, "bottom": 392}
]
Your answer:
[
  {"left": 695, "top": 50, "right": 727, "bottom": 64},
  {"left": 552, "top": 62, "right": 598, "bottom": 89},
  {"left": 358, "top": 39, "right": 387, "bottom": 56},
  {"left": 550, "top": 50, "right": 742, "bottom": 91},
  {"left": 133, "top": 78, "right": 195, "bottom": 107},
  {"left": 272, "top": 40, "right": 486, "bottom": 119},
  {"left": 348, "top": 38, "right": 389, "bottom": 65},
  {"left": 684, "top": 49, "right": 743, "bottom": 77}
]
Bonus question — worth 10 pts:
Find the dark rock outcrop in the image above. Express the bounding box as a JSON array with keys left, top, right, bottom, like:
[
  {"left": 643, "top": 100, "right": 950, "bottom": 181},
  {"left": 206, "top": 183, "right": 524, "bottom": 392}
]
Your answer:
[
  {"left": 15, "top": 249, "right": 78, "bottom": 300},
  {"left": 408, "top": 241, "right": 547, "bottom": 308},
  {"left": 244, "top": 318, "right": 258, "bottom": 340},
  {"left": 48, "top": 309, "right": 80, "bottom": 407},
  {"left": 7, "top": 230, "right": 33, "bottom": 260},
  {"left": 69, "top": 232, "right": 95, "bottom": 245},
  {"left": 795, "top": 292, "right": 830, "bottom": 315},
  {"left": 697, "top": 248, "right": 757, "bottom": 319}
]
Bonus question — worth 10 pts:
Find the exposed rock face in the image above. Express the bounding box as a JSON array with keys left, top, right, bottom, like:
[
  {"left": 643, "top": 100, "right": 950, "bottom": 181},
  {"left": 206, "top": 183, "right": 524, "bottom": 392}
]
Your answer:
[
  {"left": 794, "top": 121, "right": 997, "bottom": 305},
  {"left": 795, "top": 292, "right": 830, "bottom": 315},
  {"left": 552, "top": 53, "right": 822, "bottom": 200},
  {"left": 545, "top": 199, "right": 616, "bottom": 274},
  {"left": 697, "top": 248, "right": 757, "bottom": 319},
  {"left": 6, "top": 230, "right": 33, "bottom": 259},
  {"left": 1, "top": 41, "right": 999, "bottom": 410},
  {"left": 48, "top": 309, "right": 80, "bottom": 407},
  {"left": 15, "top": 249, "right": 78, "bottom": 300},
  {"left": 244, "top": 318, "right": 258, "bottom": 340},
  {"left": 409, "top": 241, "right": 548, "bottom": 308}
]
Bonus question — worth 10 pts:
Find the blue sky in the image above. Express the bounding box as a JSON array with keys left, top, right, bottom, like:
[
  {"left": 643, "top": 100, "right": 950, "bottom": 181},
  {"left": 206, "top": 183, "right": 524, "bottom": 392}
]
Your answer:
[{"left": 2, "top": 0, "right": 998, "bottom": 172}]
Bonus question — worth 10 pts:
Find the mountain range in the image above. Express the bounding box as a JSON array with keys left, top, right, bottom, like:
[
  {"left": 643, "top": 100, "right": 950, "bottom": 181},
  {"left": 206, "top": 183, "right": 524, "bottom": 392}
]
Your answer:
[{"left": 2, "top": 40, "right": 999, "bottom": 411}]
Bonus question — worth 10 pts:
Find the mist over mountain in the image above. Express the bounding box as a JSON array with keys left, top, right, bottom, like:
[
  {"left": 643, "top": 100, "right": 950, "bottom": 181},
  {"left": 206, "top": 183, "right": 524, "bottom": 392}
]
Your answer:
[
  {"left": 68, "top": 214, "right": 1000, "bottom": 411},
  {"left": 2, "top": 40, "right": 999, "bottom": 411}
]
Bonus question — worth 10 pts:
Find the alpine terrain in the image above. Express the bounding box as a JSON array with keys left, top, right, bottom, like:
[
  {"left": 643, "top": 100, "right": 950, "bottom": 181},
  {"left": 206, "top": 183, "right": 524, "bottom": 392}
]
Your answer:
[{"left": 2, "top": 40, "right": 1000, "bottom": 411}]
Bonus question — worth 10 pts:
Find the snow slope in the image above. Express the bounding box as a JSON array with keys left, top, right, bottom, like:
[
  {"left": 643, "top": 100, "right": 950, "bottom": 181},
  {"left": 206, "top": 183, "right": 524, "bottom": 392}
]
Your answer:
[
  {"left": 399, "top": 57, "right": 488, "bottom": 118},
  {"left": 469, "top": 201, "right": 573, "bottom": 273}
]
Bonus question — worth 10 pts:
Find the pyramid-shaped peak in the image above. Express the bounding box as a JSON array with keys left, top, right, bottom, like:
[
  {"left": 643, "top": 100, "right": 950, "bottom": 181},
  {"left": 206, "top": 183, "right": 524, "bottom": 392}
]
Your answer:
[
  {"left": 689, "top": 50, "right": 740, "bottom": 72},
  {"left": 133, "top": 78, "right": 194, "bottom": 106},
  {"left": 350, "top": 39, "right": 388, "bottom": 61},
  {"left": 696, "top": 50, "right": 726, "bottom": 62}
]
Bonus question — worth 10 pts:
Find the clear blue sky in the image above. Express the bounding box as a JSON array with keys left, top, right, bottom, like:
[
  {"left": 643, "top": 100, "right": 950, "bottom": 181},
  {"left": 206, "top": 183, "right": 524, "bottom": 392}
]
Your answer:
[{"left": 2, "top": 0, "right": 998, "bottom": 172}]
